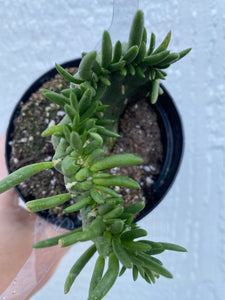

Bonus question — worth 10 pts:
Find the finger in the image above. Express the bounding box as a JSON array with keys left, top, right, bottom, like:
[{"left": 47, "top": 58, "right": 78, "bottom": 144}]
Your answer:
[
  {"left": 0, "top": 132, "right": 18, "bottom": 206},
  {"left": 0, "top": 132, "right": 8, "bottom": 179}
]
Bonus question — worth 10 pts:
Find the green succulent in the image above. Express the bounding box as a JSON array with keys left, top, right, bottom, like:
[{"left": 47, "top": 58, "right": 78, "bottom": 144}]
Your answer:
[{"left": 0, "top": 10, "right": 190, "bottom": 300}]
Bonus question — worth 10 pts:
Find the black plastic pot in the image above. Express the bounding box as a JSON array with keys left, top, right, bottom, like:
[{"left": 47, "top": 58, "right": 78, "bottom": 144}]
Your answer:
[{"left": 5, "top": 58, "right": 183, "bottom": 228}]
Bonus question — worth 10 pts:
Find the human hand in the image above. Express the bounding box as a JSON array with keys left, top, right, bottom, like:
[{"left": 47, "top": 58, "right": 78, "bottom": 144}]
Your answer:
[{"left": 0, "top": 132, "right": 70, "bottom": 299}]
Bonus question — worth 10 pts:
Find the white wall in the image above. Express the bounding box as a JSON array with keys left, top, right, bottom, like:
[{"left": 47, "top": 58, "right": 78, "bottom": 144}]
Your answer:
[{"left": 0, "top": 0, "right": 225, "bottom": 299}]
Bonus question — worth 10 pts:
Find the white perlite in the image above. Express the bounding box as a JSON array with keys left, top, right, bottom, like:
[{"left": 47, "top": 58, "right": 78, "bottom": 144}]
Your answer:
[
  {"left": 48, "top": 120, "right": 55, "bottom": 127},
  {"left": 145, "top": 176, "right": 154, "bottom": 187},
  {"left": 65, "top": 181, "right": 77, "bottom": 190}
]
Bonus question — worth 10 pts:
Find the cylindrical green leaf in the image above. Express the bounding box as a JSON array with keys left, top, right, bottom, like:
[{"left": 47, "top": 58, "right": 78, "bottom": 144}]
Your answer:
[
  {"left": 147, "top": 33, "right": 156, "bottom": 55},
  {"left": 155, "top": 69, "right": 166, "bottom": 80},
  {"left": 64, "top": 197, "right": 92, "bottom": 213},
  {"left": 59, "top": 217, "right": 106, "bottom": 247},
  {"left": 112, "top": 238, "right": 132, "bottom": 268},
  {"left": 71, "top": 180, "right": 94, "bottom": 192},
  {"left": 32, "top": 227, "right": 82, "bottom": 248},
  {"left": 98, "top": 203, "right": 114, "bottom": 215},
  {"left": 121, "top": 228, "right": 147, "bottom": 241},
  {"left": 150, "top": 256, "right": 163, "bottom": 265},
  {"left": 179, "top": 48, "right": 192, "bottom": 59},
  {"left": 92, "top": 60, "right": 102, "bottom": 75},
  {"left": 123, "top": 201, "right": 145, "bottom": 214},
  {"left": 128, "top": 10, "right": 144, "bottom": 48},
  {"left": 72, "top": 113, "right": 80, "bottom": 132},
  {"left": 64, "top": 244, "right": 96, "bottom": 294},
  {"left": 26, "top": 193, "right": 71, "bottom": 212},
  {"left": 93, "top": 175, "right": 140, "bottom": 189},
  {"left": 42, "top": 125, "right": 63, "bottom": 137},
  {"left": 136, "top": 252, "right": 173, "bottom": 278},
  {"left": 55, "top": 63, "right": 82, "bottom": 84},
  {"left": 121, "top": 240, "right": 151, "bottom": 251},
  {"left": 128, "top": 63, "right": 136, "bottom": 76},
  {"left": 59, "top": 231, "right": 84, "bottom": 247},
  {"left": 79, "top": 118, "right": 96, "bottom": 135},
  {"left": 80, "top": 100, "right": 98, "bottom": 122},
  {"left": 70, "top": 91, "right": 79, "bottom": 112},
  {"left": 88, "top": 252, "right": 119, "bottom": 300},
  {"left": 80, "top": 82, "right": 96, "bottom": 97},
  {"left": 132, "top": 265, "right": 139, "bottom": 281},
  {"left": 143, "top": 50, "right": 170, "bottom": 66},
  {"left": 89, "top": 256, "right": 105, "bottom": 296},
  {"left": 150, "top": 79, "right": 160, "bottom": 104},
  {"left": 112, "top": 41, "right": 122, "bottom": 63},
  {"left": 112, "top": 40, "right": 122, "bottom": 63},
  {"left": 96, "top": 119, "right": 114, "bottom": 126},
  {"left": 97, "top": 231, "right": 112, "bottom": 257},
  {"left": 109, "top": 60, "right": 126, "bottom": 72},
  {"left": 119, "top": 266, "right": 127, "bottom": 277},
  {"left": 150, "top": 68, "right": 156, "bottom": 80},
  {"left": 123, "top": 45, "right": 139, "bottom": 63},
  {"left": 159, "top": 242, "right": 187, "bottom": 252},
  {"left": 52, "top": 131, "right": 64, "bottom": 138},
  {"left": 61, "top": 88, "right": 82, "bottom": 99},
  {"left": 95, "top": 83, "right": 107, "bottom": 100},
  {"left": 136, "top": 66, "right": 145, "bottom": 78},
  {"left": 144, "top": 268, "right": 155, "bottom": 283},
  {"left": 70, "top": 132, "right": 82, "bottom": 152},
  {"left": 105, "top": 197, "right": 123, "bottom": 205},
  {"left": 119, "top": 212, "right": 133, "bottom": 220},
  {"left": 90, "top": 154, "right": 142, "bottom": 172},
  {"left": 43, "top": 90, "right": 70, "bottom": 107},
  {"left": 142, "top": 27, "right": 147, "bottom": 44},
  {"left": 111, "top": 219, "right": 124, "bottom": 234},
  {"left": 97, "top": 127, "right": 120, "bottom": 138},
  {"left": 101, "top": 30, "right": 112, "bottom": 68},
  {"left": 156, "top": 53, "right": 180, "bottom": 66},
  {"left": 63, "top": 124, "right": 71, "bottom": 143},
  {"left": 89, "top": 132, "right": 103, "bottom": 144},
  {"left": 103, "top": 205, "right": 124, "bottom": 219},
  {"left": 137, "top": 265, "right": 149, "bottom": 282},
  {"left": 78, "top": 50, "right": 97, "bottom": 81},
  {"left": 135, "top": 41, "right": 146, "bottom": 63},
  {"left": 65, "top": 104, "right": 76, "bottom": 121},
  {"left": 86, "top": 148, "right": 104, "bottom": 165},
  {"left": 54, "top": 138, "right": 68, "bottom": 160},
  {"left": 75, "top": 167, "right": 91, "bottom": 182},
  {"left": 120, "top": 67, "right": 127, "bottom": 77},
  {"left": 94, "top": 185, "right": 120, "bottom": 198},
  {"left": 0, "top": 162, "right": 54, "bottom": 194},
  {"left": 153, "top": 31, "right": 171, "bottom": 54},
  {"left": 138, "top": 240, "right": 165, "bottom": 255},
  {"left": 99, "top": 75, "right": 111, "bottom": 86},
  {"left": 96, "top": 104, "right": 109, "bottom": 112},
  {"left": 92, "top": 172, "right": 111, "bottom": 178},
  {"left": 79, "top": 89, "right": 92, "bottom": 115},
  {"left": 90, "top": 189, "right": 105, "bottom": 204}
]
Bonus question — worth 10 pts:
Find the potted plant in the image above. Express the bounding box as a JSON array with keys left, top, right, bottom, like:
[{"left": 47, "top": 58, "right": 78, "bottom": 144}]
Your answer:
[
  {"left": 0, "top": 10, "right": 190, "bottom": 300},
  {"left": 5, "top": 58, "right": 183, "bottom": 230}
]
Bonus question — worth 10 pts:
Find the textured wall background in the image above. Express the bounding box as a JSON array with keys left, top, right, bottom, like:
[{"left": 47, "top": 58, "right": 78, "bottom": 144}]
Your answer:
[{"left": 0, "top": 0, "right": 225, "bottom": 299}]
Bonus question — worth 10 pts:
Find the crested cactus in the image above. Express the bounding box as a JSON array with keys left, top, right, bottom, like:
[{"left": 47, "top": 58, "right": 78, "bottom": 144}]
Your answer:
[{"left": 0, "top": 10, "right": 190, "bottom": 300}]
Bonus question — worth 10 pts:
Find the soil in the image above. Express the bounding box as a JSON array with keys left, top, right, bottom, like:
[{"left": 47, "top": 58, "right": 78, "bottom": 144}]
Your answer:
[{"left": 8, "top": 68, "right": 165, "bottom": 229}]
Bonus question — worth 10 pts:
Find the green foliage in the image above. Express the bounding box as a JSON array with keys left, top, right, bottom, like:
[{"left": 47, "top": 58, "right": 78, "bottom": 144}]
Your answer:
[
  {"left": 26, "top": 193, "right": 71, "bottom": 212},
  {"left": 0, "top": 162, "right": 54, "bottom": 194},
  {"left": 0, "top": 9, "right": 190, "bottom": 300}
]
